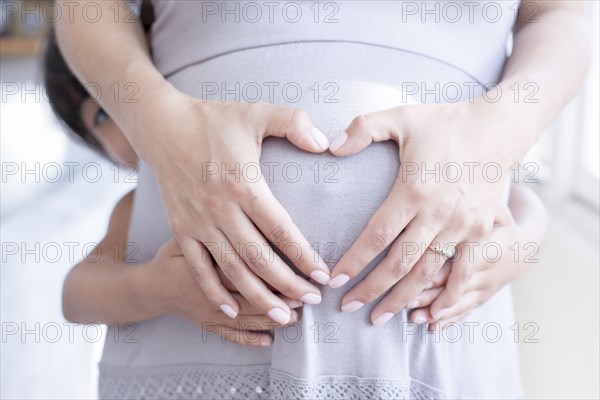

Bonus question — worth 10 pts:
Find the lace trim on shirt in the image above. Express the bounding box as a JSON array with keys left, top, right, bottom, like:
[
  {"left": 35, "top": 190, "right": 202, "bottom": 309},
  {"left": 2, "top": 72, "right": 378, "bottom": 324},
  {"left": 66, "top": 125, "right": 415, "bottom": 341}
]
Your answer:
[{"left": 98, "top": 363, "right": 447, "bottom": 400}]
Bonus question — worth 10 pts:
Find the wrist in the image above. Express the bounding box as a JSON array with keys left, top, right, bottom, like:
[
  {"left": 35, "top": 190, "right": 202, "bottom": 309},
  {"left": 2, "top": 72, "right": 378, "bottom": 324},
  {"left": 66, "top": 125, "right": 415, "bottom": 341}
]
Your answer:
[
  {"left": 466, "top": 90, "right": 540, "bottom": 165},
  {"left": 118, "top": 64, "right": 184, "bottom": 151},
  {"left": 128, "top": 260, "right": 173, "bottom": 319}
]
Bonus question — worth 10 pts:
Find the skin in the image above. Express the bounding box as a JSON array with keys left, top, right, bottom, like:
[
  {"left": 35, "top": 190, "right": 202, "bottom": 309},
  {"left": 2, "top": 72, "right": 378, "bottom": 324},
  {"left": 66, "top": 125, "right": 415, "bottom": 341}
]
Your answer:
[
  {"left": 61, "top": 191, "right": 303, "bottom": 347},
  {"left": 56, "top": 1, "right": 589, "bottom": 326},
  {"left": 56, "top": 3, "right": 331, "bottom": 325},
  {"left": 328, "top": 0, "right": 591, "bottom": 325},
  {"left": 65, "top": 101, "right": 303, "bottom": 347},
  {"left": 410, "top": 184, "right": 548, "bottom": 330},
  {"left": 64, "top": 101, "right": 548, "bottom": 344},
  {"left": 80, "top": 100, "right": 137, "bottom": 165}
]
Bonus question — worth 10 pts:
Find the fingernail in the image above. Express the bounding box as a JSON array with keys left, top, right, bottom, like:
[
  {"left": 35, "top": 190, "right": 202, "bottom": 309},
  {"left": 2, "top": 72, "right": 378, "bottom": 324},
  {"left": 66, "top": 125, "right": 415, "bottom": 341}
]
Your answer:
[
  {"left": 311, "top": 127, "right": 329, "bottom": 150},
  {"left": 300, "top": 293, "right": 322, "bottom": 305},
  {"left": 310, "top": 270, "right": 330, "bottom": 285},
  {"left": 372, "top": 312, "right": 394, "bottom": 327},
  {"left": 220, "top": 304, "right": 238, "bottom": 319},
  {"left": 424, "top": 281, "right": 434, "bottom": 289},
  {"left": 413, "top": 315, "right": 427, "bottom": 324},
  {"left": 260, "top": 338, "right": 272, "bottom": 347},
  {"left": 329, "top": 131, "right": 348, "bottom": 152},
  {"left": 341, "top": 300, "right": 364, "bottom": 313},
  {"left": 433, "top": 308, "right": 449, "bottom": 321},
  {"left": 328, "top": 274, "right": 350, "bottom": 288},
  {"left": 408, "top": 299, "right": 420, "bottom": 309},
  {"left": 286, "top": 299, "right": 303, "bottom": 308},
  {"left": 267, "top": 308, "right": 290, "bottom": 324}
]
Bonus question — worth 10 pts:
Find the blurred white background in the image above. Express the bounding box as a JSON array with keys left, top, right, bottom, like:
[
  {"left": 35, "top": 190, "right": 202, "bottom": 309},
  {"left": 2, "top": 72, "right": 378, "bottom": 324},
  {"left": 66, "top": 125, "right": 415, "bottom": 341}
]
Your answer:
[{"left": 1, "top": 1, "right": 599, "bottom": 399}]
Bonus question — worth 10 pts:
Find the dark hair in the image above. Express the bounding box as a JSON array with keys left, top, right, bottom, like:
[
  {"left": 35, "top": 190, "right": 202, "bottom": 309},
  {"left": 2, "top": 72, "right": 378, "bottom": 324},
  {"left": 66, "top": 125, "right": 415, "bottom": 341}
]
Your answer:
[
  {"left": 43, "top": 0, "right": 154, "bottom": 157},
  {"left": 43, "top": 30, "right": 107, "bottom": 156}
]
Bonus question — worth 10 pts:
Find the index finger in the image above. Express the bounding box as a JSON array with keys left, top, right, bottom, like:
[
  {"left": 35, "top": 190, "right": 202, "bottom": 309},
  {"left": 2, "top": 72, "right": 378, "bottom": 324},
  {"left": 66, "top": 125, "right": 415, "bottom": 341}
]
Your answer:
[
  {"left": 242, "top": 180, "right": 331, "bottom": 285},
  {"left": 328, "top": 182, "right": 416, "bottom": 288}
]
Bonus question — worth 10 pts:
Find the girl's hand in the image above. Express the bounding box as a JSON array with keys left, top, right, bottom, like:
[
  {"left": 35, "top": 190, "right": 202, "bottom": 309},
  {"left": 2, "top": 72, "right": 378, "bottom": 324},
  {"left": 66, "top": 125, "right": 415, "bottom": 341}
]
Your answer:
[
  {"left": 143, "top": 92, "right": 331, "bottom": 325},
  {"left": 407, "top": 185, "right": 547, "bottom": 329},
  {"left": 143, "top": 239, "right": 303, "bottom": 347},
  {"left": 329, "top": 100, "right": 529, "bottom": 326}
]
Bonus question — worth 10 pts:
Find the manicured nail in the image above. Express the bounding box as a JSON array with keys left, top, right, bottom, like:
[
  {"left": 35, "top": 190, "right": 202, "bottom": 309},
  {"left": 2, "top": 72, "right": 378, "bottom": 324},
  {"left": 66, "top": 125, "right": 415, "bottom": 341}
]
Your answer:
[
  {"left": 372, "top": 312, "right": 394, "bottom": 327},
  {"left": 310, "top": 270, "right": 330, "bottom": 285},
  {"left": 341, "top": 300, "right": 364, "bottom": 313},
  {"left": 220, "top": 304, "right": 238, "bottom": 319},
  {"left": 260, "top": 338, "right": 272, "bottom": 347},
  {"left": 413, "top": 315, "right": 427, "bottom": 324},
  {"left": 300, "top": 293, "right": 322, "bottom": 305},
  {"left": 328, "top": 274, "right": 350, "bottom": 288},
  {"left": 267, "top": 308, "right": 290, "bottom": 324},
  {"left": 433, "top": 308, "right": 449, "bottom": 321},
  {"left": 408, "top": 299, "right": 420, "bottom": 309},
  {"left": 311, "top": 127, "right": 329, "bottom": 150},
  {"left": 329, "top": 131, "right": 348, "bottom": 152}
]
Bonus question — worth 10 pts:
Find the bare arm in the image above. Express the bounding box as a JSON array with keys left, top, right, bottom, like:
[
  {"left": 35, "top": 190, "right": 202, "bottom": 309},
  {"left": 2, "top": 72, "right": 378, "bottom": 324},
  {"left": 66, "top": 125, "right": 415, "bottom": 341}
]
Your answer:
[
  {"left": 61, "top": 192, "right": 299, "bottom": 346},
  {"left": 54, "top": 0, "right": 168, "bottom": 148},
  {"left": 484, "top": 0, "right": 592, "bottom": 157},
  {"left": 61, "top": 192, "right": 156, "bottom": 324},
  {"left": 55, "top": 1, "right": 331, "bottom": 323},
  {"left": 328, "top": 0, "right": 591, "bottom": 325}
]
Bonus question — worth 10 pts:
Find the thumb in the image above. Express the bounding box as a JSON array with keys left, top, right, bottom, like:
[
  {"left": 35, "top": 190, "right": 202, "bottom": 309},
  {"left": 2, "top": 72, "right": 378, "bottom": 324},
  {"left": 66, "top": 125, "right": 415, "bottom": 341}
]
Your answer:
[
  {"left": 258, "top": 105, "right": 329, "bottom": 153},
  {"left": 329, "top": 108, "right": 404, "bottom": 156}
]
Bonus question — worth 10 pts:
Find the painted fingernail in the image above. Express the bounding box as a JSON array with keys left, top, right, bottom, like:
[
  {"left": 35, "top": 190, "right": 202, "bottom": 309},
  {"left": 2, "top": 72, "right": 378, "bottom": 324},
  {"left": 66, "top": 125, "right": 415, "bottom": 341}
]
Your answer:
[
  {"left": 408, "top": 299, "right": 420, "bottom": 309},
  {"left": 300, "top": 293, "right": 322, "bottom": 305},
  {"left": 311, "top": 127, "right": 330, "bottom": 150},
  {"left": 328, "top": 274, "right": 350, "bottom": 288},
  {"left": 267, "top": 308, "right": 291, "bottom": 324},
  {"left": 372, "top": 312, "right": 394, "bottom": 327},
  {"left": 433, "top": 308, "right": 449, "bottom": 321},
  {"left": 220, "top": 304, "right": 238, "bottom": 319},
  {"left": 310, "top": 270, "right": 331, "bottom": 285},
  {"left": 413, "top": 315, "right": 427, "bottom": 324},
  {"left": 341, "top": 300, "right": 364, "bottom": 313},
  {"left": 260, "top": 338, "right": 272, "bottom": 347},
  {"left": 329, "top": 131, "right": 348, "bottom": 152}
]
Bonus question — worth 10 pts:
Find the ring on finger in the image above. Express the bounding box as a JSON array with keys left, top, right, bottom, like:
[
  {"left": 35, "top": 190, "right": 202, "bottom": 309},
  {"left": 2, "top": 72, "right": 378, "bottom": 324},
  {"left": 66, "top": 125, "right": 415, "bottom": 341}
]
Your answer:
[{"left": 427, "top": 243, "right": 456, "bottom": 259}]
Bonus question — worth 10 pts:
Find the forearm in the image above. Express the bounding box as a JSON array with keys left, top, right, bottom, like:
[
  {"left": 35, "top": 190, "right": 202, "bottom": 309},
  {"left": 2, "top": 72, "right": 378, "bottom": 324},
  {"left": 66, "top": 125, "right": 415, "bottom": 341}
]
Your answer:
[
  {"left": 474, "top": 1, "right": 591, "bottom": 160},
  {"left": 62, "top": 258, "right": 160, "bottom": 325},
  {"left": 54, "top": 0, "right": 175, "bottom": 150}
]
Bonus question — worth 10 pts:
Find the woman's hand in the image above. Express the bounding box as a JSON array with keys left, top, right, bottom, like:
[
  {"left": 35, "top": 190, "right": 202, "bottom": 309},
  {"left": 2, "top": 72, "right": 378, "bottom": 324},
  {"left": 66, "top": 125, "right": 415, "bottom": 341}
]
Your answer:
[
  {"left": 56, "top": 0, "right": 588, "bottom": 328},
  {"left": 407, "top": 206, "right": 524, "bottom": 329},
  {"left": 327, "top": 0, "right": 590, "bottom": 325},
  {"left": 143, "top": 238, "right": 303, "bottom": 347},
  {"left": 408, "top": 184, "right": 548, "bottom": 329},
  {"left": 55, "top": 1, "right": 330, "bottom": 325},
  {"left": 144, "top": 92, "right": 331, "bottom": 325},
  {"left": 328, "top": 100, "right": 528, "bottom": 325},
  {"left": 357, "top": 184, "right": 547, "bottom": 327}
]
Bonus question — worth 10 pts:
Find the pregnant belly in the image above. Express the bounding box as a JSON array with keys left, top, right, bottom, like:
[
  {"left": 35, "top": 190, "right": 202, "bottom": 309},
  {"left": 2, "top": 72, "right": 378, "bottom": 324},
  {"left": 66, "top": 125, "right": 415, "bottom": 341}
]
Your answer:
[
  {"left": 166, "top": 43, "right": 494, "bottom": 375},
  {"left": 101, "top": 42, "right": 503, "bottom": 376},
  {"left": 168, "top": 42, "right": 483, "bottom": 271}
]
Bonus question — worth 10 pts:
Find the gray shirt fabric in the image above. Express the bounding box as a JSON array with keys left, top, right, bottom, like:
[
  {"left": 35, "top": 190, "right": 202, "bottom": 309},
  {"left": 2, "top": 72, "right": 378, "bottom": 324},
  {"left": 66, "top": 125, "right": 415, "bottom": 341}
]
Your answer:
[{"left": 100, "top": 2, "right": 522, "bottom": 399}]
